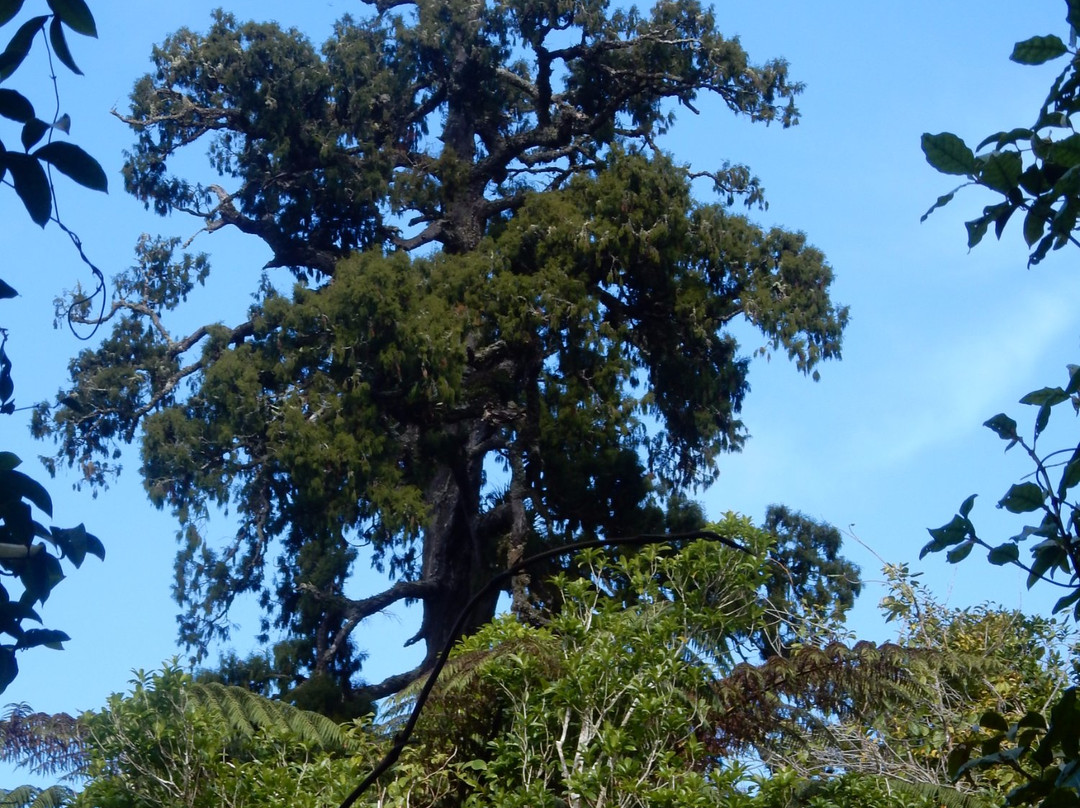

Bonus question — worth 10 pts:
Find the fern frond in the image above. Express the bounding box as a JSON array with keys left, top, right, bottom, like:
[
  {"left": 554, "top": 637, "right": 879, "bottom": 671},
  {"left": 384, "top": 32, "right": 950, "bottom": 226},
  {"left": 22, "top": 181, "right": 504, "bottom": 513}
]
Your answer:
[
  {"left": 874, "top": 777, "right": 998, "bottom": 808},
  {"left": 188, "top": 683, "right": 346, "bottom": 750},
  {"left": 0, "top": 784, "right": 76, "bottom": 808},
  {"left": 0, "top": 704, "right": 85, "bottom": 777}
]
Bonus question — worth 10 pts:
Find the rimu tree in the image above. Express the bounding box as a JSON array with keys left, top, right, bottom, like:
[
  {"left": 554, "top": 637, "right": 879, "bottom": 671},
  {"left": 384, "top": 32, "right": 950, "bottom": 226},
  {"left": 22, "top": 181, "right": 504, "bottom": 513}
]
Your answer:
[{"left": 34, "top": 0, "right": 849, "bottom": 702}]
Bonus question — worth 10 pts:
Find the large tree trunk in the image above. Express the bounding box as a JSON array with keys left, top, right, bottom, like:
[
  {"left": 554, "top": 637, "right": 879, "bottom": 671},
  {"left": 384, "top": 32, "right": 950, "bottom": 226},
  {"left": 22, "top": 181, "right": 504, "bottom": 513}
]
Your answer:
[{"left": 415, "top": 421, "right": 500, "bottom": 668}]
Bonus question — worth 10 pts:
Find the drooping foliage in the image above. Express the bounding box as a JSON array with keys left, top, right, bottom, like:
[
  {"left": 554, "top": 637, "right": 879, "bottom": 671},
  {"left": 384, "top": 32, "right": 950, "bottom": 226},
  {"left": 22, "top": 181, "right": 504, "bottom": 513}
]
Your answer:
[
  {"left": 922, "top": 0, "right": 1080, "bottom": 265},
  {"left": 0, "top": 0, "right": 105, "bottom": 695},
  {"left": 20, "top": 524, "right": 983, "bottom": 808},
  {"left": 34, "top": 0, "right": 848, "bottom": 700}
]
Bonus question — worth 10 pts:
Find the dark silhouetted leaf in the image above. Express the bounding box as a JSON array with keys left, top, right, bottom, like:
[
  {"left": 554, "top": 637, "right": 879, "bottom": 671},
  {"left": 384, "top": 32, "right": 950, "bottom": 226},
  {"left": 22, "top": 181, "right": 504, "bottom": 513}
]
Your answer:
[
  {"left": 998, "top": 482, "right": 1046, "bottom": 514},
  {"left": 0, "top": 16, "right": 48, "bottom": 82},
  {"left": 987, "top": 542, "right": 1019, "bottom": 565},
  {"left": 959, "top": 493, "right": 977, "bottom": 518},
  {"left": 984, "top": 413, "right": 1019, "bottom": 441},
  {"left": 0, "top": 1, "right": 26, "bottom": 28},
  {"left": 20, "top": 117, "right": 48, "bottom": 150},
  {"left": 0, "top": 88, "right": 33, "bottom": 122},
  {"left": 47, "top": 15, "right": 78, "bottom": 75},
  {"left": 45, "top": 0, "right": 94, "bottom": 36},
  {"left": 0, "top": 647, "right": 17, "bottom": 694},
  {"left": 0, "top": 280, "right": 15, "bottom": 299},
  {"left": 34, "top": 141, "right": 106, "bottom": 191},
  {"left": 4, "top": 153, "right": 50, "bottom": 226},
  {"left": 947, "top": 540, "right": 975, "bottom": 563}
]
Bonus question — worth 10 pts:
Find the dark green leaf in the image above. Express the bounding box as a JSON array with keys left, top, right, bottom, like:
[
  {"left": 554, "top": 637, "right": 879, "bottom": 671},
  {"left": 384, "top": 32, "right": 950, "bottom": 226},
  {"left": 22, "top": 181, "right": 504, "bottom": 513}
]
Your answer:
[
  {"left": 33, "top": 141, "right": 106, "bottom": 191},
  {"left": 959, "top": 493, "right": 976, "bottom": 518},
  {"left": 4, "top": 153, "right": 50, "bottom": 226},
  {"left": 923, "top": 132, "right": 977, "bottom": 176},
  {"left": 0, "top": 1, "right": 26, "bottom": 27},
  {"left": 980, "top": 710, "right": 1010, "bottom": 732},
  {"left": 0, "top": 16, "right": 48, "bottom": 82},
  {"left": 978, "top": 150, "right": 1023, "bottom": 193},
  {"left": 0, "top": 280, "right": 15, "bottom": 299},
  {"left": 966, "top": 215, "right": 990, "bottom": 248},
  {"left": 946, "top": 745, "right": 971, "bottom": 779},
  {"left": 47, "top": 15, "right": 78, "bottom": 75},
  {"left": 0, "top": 89, "right": 33, "bottom": 122},
  {"left": 1028, "top": 539, "right": 1067, "bottom": 588},
  {"left": 1024, "top": 203, "right": 1049, "bottom": 246},
  {"left": 1053, "top": 588, "right": 1080, "bottom": 615},
  {"left": 978, "top": 128, "right": 1034, "bottom": 151},
  {"left": 947, "top": 540, "right": 976, "bottom": 563},
  {"left": 20, "top": 117, "right": 47, "bottom": 150},
  {"left": 0, "top": 469, "right": 52, "bottom": 516},
  {"left": 0, "top": 647, "right": 17, "bottom": 694},
  {"left": 1050, "top": 134, "right": 1080, "bottom": 167},
  {"left": 19, "top": 553, "right": 63, "bottom": 604},
  {"left": 1035, "top": 401, "right": 1052, "bottom": 438},
  {"left": 922, "top": 514, "right": 973, "bottom": 558},
  {"left": 1030, "top": 233, "right": 1055, "bottom": 266},
  {"left": 984, "top": 413, "right": 1018, "bottom": 441},
  {"left": 45, "top": 0, "right": 94, "bottom": 37},
  {"left": 1066, "top": 364, "right": 1080, "bottom": 396},
  {"left": 998, "top": 482, "right": 1046, "bottom": 514},
  {"left": 987, "top": 542, "right": 1020, "bottom": 565},
  {"left": 0, "top": 453, "right": 20, "bottom": 472},
  {"left": 15, "top": 628, "right": 68, "bottom": 650},
  {"left": 1059, "top": 452, "right": 1080, "bottom": 497},
  {"left": 1011, "top": 34, "right": 1069, "bottom": 65},
  {"left": 1020, "top": 164, "right": 1051, "bottom": 195},
  {"left": 920, "top": 190, "right": 956, "bottom": 222},
  {"left": 1018, "top": 710, "right": 1049, "bottom": 730}
]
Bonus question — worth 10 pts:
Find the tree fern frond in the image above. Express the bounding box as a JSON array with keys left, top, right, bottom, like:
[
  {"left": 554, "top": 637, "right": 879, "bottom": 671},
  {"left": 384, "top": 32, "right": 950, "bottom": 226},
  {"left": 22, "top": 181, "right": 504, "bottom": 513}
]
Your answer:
[
  {"left": 0, "top": 704, "right": 85, "bottom": 777},
  {"left": 0, "top": 784, "right": 76, "bottom": 808},
  {"left": 873, "top": 777, "right": 998, "bottom": 808},
  {"left": 188, "top": 683, "right": 346, "bottom": 750}
]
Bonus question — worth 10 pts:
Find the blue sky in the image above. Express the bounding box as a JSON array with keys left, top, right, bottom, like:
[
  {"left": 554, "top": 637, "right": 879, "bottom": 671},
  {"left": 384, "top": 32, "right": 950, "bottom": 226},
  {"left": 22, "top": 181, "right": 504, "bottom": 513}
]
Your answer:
[{"left": 1, "top": 0, "right": 1078, "bottom": 761}]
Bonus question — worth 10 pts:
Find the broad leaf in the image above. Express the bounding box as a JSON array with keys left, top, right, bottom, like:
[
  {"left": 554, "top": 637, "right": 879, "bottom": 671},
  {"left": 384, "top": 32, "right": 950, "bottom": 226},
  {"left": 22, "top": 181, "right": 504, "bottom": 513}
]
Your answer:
[
  {"left": 966, "top": 214, "right": 990, "bottom": 248},
  {"left": 0, "top": 280, "right": 15, "bottom": 299},
  {"left": 34, "top": 141, "right": 106, "bottom": 191},
  {"left": 922, "top": 132, "right": 976, "bottom": 175},
  {"left": 0, "top": 647, "right": 17, "bottom": 694},
  {"left": 978, "top": 150, "right": 1023, "bottom": 194},
  {"left": 0, "top": 88, "right": 32, "bottom": 122},
  {"left": 0, "top": 469, "right": 52, "bottom": 515},
  {"left": 984, "top": 413, "right": 1018, "bottom": 441},
  {"left": 15, "top": 628, "right": 68, "bottom": 650},
  {"left": 987, "top": 542, "right": 1020, "bottom": 565},
  {"left": 0, "top": 452, "right": 19, "bottom": 472},
  {"left": 946, "top": 540, "right": 975, "bottom": 563},
  {"left": 19, "top": 117, "right": 47, "bottom": 150},
  {"left": 0, "top": 16, "right": 48, "bottom": 82},
  {"left": 1010, "top": 34, "right": 1069, "bottom": 65},
  {"left": 959, "top": 493, "right": 977, "bottom": 518},
  {"left": 47, "top": 15, "right": 78, "bottom": 75},
  {"left": 998, "top": 482, "right": 1045, "bottom": 514},
  {"left": 0, "top": 1, "right": 26, "bottom": 28},
  {"left": 4, "top": 153, "right": 50, "bottom": 226},
  {"left": 44, "top": 0, "right": 95, "bottom": 37},
  {"left": 977, "top": 127, "right": 1033, "bottom": 151},
  {"left": 980, "top": 710, "right": 1010, "bottom": 732}
]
